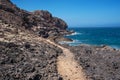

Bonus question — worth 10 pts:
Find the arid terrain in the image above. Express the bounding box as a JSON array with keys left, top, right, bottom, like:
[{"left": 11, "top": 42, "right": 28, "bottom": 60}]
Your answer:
[{"left": 0, "top": 0, "right": 120, "bottom": 80}]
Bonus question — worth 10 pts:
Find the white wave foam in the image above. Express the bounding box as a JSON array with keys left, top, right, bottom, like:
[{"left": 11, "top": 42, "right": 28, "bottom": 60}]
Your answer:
[
  {"left": 59, "top": 39, "right": 82, "bottom": 46},
  {"left": 66, "top": 32, "right": 82, "bottom": 36},
  {"left": 72, "top": 39, "right": 81, "bottom": 43}
]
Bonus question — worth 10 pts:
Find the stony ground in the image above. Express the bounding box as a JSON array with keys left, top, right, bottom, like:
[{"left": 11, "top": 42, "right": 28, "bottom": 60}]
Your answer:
[
  {"left": 0, "top": 21, "right": 63, "bottom": 80},
  {"left": 0, "top": 20, "right": 89, "bottom": 80},
  {"left": 47, "top": 40, "right": 87, "bottom": 80},
  {"left": 1, "top": 21, "right": 120, "bottom": 80},
  {"left": 68, "top": 45, "right": 120, "bottom": 80}
]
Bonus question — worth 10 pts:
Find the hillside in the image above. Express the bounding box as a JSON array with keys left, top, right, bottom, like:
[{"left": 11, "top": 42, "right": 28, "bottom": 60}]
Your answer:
[
  {"left": 0, "top": 0, "right": 87, "bottom": 80},
  {"left": 0, "top": 0, "right": 69, "bottom": 38},
  {"left": 0, "top": 0, "right": 120, "bottom": 80},
  {"left": 0, "top": 20, "right": 65, "bottom": 79}
]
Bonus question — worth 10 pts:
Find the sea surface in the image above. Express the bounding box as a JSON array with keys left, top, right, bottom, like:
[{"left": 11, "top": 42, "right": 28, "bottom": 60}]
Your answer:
[{"left": 61, "top": 27, "right": 120, "bottom": 49}]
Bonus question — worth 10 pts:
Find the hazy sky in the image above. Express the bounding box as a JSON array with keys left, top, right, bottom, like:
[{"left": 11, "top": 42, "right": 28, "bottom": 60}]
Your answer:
[{"left": 11, "top": 0, "right": 120, "bottom": 27}]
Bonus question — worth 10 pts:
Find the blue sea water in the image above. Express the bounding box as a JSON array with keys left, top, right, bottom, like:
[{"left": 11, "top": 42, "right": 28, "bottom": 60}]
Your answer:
[{"left": 63, "top": 27, "right": 120, "bottom": 49}]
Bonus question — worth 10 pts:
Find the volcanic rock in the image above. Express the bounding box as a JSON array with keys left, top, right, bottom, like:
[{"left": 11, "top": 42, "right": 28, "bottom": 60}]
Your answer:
[
  {"left": 0, "top": 0, "right": 68, "bottom": 38},
  {"left": 0, "top": 20, "right": 63, "bottom": 80}
]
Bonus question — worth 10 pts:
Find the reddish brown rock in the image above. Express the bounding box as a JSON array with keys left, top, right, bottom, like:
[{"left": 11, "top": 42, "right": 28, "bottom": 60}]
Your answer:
[{"left": 0, "top": 0, "right": 68, "bottom": 38}]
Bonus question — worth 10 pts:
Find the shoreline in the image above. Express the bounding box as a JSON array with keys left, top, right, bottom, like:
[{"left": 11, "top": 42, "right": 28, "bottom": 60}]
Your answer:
[
  {"left": 59, "top": 40, "right": 120, "bottom": 50},
  {"left": 55, "top": 34, "right": 120, "bottom": 79},
  {"left": 58, "top": 31, "right": 120, "bottom": 50},
  {"left": 0, "top": 0, "right": 120, "bottom": 79}
]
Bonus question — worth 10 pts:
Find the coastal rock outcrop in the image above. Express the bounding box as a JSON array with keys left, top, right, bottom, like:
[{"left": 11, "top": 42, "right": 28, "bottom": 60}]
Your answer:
[
  {"left": 0, "top": 0, "right": 68, "bottom": 38},
  {"left": 1, "top": 0, "right": 120, "bottom": 80}
]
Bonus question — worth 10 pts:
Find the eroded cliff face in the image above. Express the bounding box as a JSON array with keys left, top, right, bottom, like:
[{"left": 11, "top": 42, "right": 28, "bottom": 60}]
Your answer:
[{"left": 0, "top": 0, "right": 68, "bottom": 38}]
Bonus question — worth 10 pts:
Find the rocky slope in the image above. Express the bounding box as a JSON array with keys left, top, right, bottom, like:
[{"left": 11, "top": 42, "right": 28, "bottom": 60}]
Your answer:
[
  {"left": 0, "top": 20, "right": 64, "bottom": 80},
  {"left": 0, "top": 0, "right": 72, "bottom": 79},
  {"left": 0, "top": 0, "right": 69, "bottom": 38},
  {"left": 1, "top": 19, "right": 120, "bottom": 80},
  {"left": 1, "top": 0, "right": 120, "bottom": 80}
]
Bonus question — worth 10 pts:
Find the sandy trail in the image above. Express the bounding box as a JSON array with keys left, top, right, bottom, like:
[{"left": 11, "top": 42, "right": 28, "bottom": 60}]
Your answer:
[
  {"left": 0, "top": 25, "right": 87, "bottom": 80},
  {"left": 46, "top": 40, "right": 87, "bottom": 80}
]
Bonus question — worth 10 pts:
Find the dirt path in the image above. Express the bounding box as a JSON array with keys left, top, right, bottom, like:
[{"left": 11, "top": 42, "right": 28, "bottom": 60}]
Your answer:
[
  {"left": 46, "top": 40, "right": 87, "bottom": 80},
  {"left": 0, "top": 24, "right": 87, "bottom": 80}
]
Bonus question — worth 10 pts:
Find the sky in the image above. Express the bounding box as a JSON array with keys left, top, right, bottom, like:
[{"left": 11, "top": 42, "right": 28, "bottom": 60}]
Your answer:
[{"left": 11, "top": 0, "right": 120, "bottom": 27}]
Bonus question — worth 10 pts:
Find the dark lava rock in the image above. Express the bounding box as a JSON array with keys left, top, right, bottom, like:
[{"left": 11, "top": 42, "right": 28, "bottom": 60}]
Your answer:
[
  {"left": 69, "top": 45, "right": 120, "bottom": 80},
  {"left": 0, "top": 0, "right": 68, "bottom": 38},
  {"left": 0, "top": 41, "right": 63, "bottom": 80}
]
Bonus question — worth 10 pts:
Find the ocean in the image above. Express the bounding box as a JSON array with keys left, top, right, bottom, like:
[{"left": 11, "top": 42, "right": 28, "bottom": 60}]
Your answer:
[{"left": 62, "top": 27, "right": 120, "bottom": 49}]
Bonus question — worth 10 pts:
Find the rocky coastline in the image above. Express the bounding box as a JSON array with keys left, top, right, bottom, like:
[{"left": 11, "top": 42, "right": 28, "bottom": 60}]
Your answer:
[{"left": 0, "top": 0, "right": 120, "bottom": 80}]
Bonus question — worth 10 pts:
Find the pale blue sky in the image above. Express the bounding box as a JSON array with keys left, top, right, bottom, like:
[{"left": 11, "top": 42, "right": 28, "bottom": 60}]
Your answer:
[{"left": 11, "top": 0, "right": 120, "bottom": 27}]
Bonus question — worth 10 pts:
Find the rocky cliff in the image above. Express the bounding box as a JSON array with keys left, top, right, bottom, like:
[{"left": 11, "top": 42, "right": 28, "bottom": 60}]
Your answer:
[
  {"left": 0, "top": 0, "right": 68, "bottom": 38},
  {"left": 0, "top": 0, "right": 67, "bottom": 79},
  {"left": 1, "top": 0, "right": 120, "bottom": 80}
]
